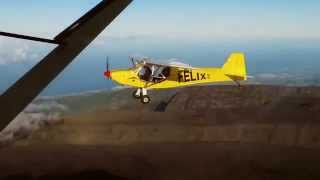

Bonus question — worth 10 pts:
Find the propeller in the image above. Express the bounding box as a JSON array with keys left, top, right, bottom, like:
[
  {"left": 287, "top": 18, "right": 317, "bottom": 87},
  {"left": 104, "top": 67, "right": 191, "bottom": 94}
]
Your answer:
[
  {"left": 103, "top": 56, "right": 119, "bottom": 94},
  {"left": 104, "top": 56, "right": 112, "bottom": 79}
]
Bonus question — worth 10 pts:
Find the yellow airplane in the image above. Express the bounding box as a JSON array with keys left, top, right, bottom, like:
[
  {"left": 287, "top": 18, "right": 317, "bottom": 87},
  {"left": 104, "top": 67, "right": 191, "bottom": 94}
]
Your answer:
[{"left": 104, "top": 53, "right": 247, "bottom": 104}]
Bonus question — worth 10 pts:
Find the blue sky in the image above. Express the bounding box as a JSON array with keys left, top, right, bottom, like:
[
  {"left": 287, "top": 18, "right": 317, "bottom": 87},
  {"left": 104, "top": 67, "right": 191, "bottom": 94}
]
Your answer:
[{"left": 0, "top": 0, "right": 320, "bottom": 40}]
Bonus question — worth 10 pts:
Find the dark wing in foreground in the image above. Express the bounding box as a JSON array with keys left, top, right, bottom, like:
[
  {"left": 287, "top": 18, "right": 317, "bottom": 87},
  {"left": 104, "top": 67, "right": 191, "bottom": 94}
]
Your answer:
[{"left": 0, "top": 0, "right": 133, "bottom": 131}]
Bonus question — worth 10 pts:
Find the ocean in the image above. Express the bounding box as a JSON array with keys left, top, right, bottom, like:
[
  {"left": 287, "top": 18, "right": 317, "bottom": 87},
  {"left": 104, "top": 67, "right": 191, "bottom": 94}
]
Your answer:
[{"left": 0, "top": 38, "right": 320, "bottom": 96}]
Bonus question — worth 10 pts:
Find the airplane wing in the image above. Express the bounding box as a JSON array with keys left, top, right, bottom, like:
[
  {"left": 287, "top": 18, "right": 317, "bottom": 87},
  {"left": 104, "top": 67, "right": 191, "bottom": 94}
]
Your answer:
[
  {"left": 0, "top": 0, "right": 133, "bottom": 131},
  {"left": 144, "top": 61, "right": 198, "bottom": 70}
]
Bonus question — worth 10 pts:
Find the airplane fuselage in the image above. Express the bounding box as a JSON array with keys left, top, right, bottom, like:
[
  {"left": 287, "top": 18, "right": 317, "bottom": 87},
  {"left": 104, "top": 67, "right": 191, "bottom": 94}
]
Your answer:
[
  {"left": 110, "top": 67, "right": 236, "bottom": 89},
  {"left": 104, "top": 53, "right": 247, "bottom": 104}
]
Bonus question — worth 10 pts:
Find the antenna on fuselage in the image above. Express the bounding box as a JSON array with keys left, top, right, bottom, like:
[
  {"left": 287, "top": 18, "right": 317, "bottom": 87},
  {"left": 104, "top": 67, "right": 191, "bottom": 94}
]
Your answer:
[{"left": 130, "top": 56, "right": 138, "bottom": 67}]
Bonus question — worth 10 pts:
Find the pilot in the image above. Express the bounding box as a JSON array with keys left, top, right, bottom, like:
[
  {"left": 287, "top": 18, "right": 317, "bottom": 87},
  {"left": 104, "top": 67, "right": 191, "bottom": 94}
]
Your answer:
[
  {"left": 151, "top": 66, "right": 170, "bottom": 83},
  {"left": 139, "top": 65, "right": 170, "bottom": 83},
  {"left": 139, "top": 65, "right": 152, "bottom": 81}
]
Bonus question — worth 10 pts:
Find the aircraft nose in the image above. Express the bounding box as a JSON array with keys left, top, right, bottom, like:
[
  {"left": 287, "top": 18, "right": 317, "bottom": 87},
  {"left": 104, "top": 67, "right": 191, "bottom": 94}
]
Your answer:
[{"left": 104, "top": 70, "right": 112, "bottom": 78}]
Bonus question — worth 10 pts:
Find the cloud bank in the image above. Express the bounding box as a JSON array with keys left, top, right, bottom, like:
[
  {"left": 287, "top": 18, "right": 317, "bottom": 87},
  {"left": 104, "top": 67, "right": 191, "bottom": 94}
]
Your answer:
[
  {"left": 0, "top": 38, "right": 53, "bottom": 65},
  {"left": 0, "top": 100, "right": 68, "bottom": 147}
]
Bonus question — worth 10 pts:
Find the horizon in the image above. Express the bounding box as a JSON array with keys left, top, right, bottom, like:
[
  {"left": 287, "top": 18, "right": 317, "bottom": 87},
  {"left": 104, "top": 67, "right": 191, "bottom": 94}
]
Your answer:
[
  {"left": 0, "top": 0, "right": 320, "bottom": 95},
  {"left": 1, "top": 0, "right": 320, "bottom": 40}
]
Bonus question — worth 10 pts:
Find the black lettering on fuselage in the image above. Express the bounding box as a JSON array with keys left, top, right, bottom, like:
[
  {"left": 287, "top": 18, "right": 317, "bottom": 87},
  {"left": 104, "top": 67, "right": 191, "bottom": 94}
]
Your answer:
[
  {"left": 201, "top": 73, "right": 206, "bottom": 80},
  {"left": 178, "top": 70, "right": 210, "bottom": 83},
  {"left": 184, "top": 70, "right": 190, "bottom": 82},
  {"left": 178, "top": 72, "right": 184, "bottom": 82},
  {"left": 191, "top": 71, "right": 197, "bottom": 81}
]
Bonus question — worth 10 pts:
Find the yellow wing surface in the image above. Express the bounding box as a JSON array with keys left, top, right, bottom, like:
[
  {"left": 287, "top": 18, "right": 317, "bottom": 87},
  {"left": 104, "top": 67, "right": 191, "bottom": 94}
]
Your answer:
[{"left": 110, "top": 53, "right": 247, "bottom": 89}]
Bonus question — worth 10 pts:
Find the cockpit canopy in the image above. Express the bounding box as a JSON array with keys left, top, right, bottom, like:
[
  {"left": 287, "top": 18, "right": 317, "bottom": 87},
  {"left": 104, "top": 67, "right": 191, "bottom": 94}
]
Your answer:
[{"left": 138, "top": 65, "right": 170, "bottom": 83}]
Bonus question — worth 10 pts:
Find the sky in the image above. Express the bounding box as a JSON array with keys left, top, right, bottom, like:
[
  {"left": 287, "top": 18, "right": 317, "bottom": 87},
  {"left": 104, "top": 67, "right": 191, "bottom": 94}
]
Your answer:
[
  {"left": 0, "top": 0, "right": 320, "bottom": 40},
  {"left": 0, "top": 0, "right": 320, "bottom": 95},
  {"left": 0, "top": 0, "right": 319, "bottom": 65}
]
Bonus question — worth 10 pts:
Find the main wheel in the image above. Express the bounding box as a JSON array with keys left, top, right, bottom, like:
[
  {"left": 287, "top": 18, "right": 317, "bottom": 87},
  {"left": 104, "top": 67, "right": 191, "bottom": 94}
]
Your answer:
[
  {"left": 132, "top": 89, "right": 141, "bottom": 99},
  {"left": 141, "top": 95, "right": 151, "bottom": 104}
]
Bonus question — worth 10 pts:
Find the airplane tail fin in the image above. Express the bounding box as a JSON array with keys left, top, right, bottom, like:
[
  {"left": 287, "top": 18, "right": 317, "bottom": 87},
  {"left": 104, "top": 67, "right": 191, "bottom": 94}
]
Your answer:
[{"left": 222, "top": 53, "right": 247, "bottom": 81}]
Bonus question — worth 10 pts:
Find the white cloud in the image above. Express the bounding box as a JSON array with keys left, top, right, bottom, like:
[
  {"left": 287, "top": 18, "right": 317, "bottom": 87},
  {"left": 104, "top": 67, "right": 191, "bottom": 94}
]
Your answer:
[
  {"left": 256, "top": 73, "right": 279, "bottom": 79},
  {"left": 25, "top": 101, "right": 68, "bottom": 113},
  {"left": 256, "top": 73, "right": 292, "bottom": 80},
  {"left": 0, "top": 101, "right": 67, "bottom": 147},
  {"left": 0, "top": 38, "right": 52, "bottom": 65}
]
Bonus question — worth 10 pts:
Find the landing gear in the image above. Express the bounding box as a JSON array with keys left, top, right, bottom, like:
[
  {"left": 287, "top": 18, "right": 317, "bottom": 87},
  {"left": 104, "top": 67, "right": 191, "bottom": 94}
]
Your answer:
[
  {"left": 141, "top": 95, "right": 151, "bottom": 104},
  {"left": 132, "top": 89, "right": 141, "bottom": 99},
  {"left": 133, "top": 88, "right": 151, "bottom": 104}
]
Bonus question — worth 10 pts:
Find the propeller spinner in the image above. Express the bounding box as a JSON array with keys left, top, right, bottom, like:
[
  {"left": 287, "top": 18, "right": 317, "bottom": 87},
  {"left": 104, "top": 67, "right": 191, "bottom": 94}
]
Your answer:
[{"left": 104, "top": 57, "right": 112, "bottom": 79}]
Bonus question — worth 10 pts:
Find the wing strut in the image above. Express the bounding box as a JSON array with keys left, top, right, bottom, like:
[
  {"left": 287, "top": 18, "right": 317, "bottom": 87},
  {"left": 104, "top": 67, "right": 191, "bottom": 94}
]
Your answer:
[
  {"left": 0, "top": 31, "right": 60, "bottom": 44},
  {"left": 0, "top": 0, "right": 133, "bottom": 131}
]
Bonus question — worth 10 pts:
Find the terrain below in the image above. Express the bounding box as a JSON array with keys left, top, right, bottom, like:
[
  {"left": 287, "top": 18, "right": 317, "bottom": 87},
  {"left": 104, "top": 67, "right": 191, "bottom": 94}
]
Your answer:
[{"left": 1, "top": 85, "right": 320, "bottom": 180}]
